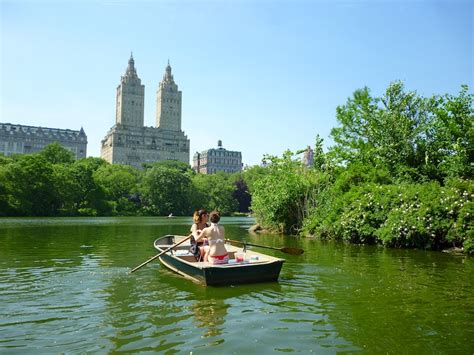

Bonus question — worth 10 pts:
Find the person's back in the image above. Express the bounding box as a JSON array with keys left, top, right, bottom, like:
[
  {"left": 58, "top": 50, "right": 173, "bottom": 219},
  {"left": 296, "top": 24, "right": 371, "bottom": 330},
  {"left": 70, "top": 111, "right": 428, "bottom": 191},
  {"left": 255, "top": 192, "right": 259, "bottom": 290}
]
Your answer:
[{"left": 199, "top": 211, "right": 228, "bottom": 264}]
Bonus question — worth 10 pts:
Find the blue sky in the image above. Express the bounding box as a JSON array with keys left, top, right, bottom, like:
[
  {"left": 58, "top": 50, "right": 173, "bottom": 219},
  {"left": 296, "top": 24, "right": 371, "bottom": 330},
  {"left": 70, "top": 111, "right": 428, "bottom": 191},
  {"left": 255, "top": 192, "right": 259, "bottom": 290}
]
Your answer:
[{"left": 1, "top": 0, "right": 472, "bottom": 166}]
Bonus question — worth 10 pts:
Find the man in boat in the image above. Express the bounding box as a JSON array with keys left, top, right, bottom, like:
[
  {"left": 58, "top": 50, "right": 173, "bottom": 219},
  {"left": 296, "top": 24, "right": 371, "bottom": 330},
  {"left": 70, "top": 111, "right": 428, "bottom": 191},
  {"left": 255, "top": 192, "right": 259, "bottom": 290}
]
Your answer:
[{"left": 194, "top": 211, "right": 229, "bottom": 264}]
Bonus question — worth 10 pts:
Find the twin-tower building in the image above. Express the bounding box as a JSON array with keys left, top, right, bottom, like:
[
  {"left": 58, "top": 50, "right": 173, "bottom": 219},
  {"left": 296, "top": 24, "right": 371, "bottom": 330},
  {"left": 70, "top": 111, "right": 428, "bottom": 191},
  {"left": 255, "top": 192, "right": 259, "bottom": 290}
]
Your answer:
[{"left": 100, "top": 55, "right": 190, "bottom": 169}]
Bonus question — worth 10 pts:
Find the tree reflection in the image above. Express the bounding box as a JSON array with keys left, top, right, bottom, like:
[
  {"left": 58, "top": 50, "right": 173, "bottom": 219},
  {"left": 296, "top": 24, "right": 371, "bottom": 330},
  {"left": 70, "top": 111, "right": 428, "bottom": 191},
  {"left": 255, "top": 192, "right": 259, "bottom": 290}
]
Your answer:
[{"left": 192, "top": 298, "right": 229, "bottom": 338}]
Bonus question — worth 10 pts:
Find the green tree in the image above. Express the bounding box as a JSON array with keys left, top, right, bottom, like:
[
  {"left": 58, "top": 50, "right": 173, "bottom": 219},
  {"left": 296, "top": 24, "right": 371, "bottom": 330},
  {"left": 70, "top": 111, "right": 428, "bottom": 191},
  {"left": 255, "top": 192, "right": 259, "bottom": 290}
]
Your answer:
[
  {"left": 0, "top": 156, "right": 13, "bottom": 215},
  {"left": 142, "top": 160, "right": 192, "bottom": 174},
  {"left": 251, "top": 151, "right": 311, "bottom": 233},
  {"left": 71, "top": 157, "right": 110, "bottom": 216},
  {"left": 430, "top": 85, "right": 473, "bottom": 179},
  {"left": 51, "top": 163, "right": 82, "bottom": 215},
  {"left": 192, "top": 173, "right": 238, "bottom": 215},
  {"left": 94, "top": 164, "right": 141, "bottom": 215},
  {"left": 141, "top": 165, "right": 194, "bottom": 215},
  {"left": 331, "top": 82, "right": 433, "bottom": 180},
  {"left": 3, "top": 154, "right": 59, "bottom": 216},
  {"left": 39, "top": 142, "right": 75, "bottom": 165},
  {"left": 240, "top": 165, "right": 269, "bottom": 193}
]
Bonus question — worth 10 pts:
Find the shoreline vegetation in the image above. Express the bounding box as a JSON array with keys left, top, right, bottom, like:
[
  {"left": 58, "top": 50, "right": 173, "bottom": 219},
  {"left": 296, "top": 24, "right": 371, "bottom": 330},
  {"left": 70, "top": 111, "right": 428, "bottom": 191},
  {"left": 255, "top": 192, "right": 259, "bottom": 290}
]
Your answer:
[{"left": 1, "top": 82, "right": 472, "bottom": 254}]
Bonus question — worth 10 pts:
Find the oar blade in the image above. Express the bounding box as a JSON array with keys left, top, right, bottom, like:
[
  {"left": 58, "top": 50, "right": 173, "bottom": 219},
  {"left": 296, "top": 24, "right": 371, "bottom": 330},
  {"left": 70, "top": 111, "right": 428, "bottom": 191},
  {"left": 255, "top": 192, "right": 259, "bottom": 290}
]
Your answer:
[{"left": 280, "top": 247, "right": 304, "bottom": 255}]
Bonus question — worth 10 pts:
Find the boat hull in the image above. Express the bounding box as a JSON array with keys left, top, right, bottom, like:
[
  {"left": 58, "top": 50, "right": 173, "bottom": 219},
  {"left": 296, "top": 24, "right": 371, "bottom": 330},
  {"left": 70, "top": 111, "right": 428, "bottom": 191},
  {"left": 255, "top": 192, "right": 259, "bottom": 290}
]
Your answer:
[{"left": 155, "top": 235, "right": 285, "bottom": 286}]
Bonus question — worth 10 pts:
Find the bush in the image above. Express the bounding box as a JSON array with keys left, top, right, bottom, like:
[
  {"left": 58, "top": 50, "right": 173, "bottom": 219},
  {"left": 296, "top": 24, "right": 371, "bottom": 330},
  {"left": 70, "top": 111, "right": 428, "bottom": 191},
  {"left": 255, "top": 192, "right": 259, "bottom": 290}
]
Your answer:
[
  {"left": 304, "top": 177, "right": 473, "bottom": 252},
  {"left": 376, "top": 181, "right": 473, "bottom": 250}
]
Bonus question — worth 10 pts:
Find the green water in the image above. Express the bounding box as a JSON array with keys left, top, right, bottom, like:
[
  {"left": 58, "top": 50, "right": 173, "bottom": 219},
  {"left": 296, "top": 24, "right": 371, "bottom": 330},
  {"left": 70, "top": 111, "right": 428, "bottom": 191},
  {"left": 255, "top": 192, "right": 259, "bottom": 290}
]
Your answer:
[{"left": 0, "top": 217, "right": 473, "bottom": 353}]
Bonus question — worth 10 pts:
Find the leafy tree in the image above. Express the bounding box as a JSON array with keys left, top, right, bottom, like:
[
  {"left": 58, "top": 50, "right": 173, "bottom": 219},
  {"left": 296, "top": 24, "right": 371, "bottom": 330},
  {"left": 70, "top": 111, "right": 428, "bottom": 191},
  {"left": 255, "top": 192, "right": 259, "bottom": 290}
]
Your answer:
[
  {"left": 39, "top": 143, "right": 75, "bottom": 165},
  {"left": 0, "top": 158, "right": 13, "bottom": 216},
  {"left": 312, "top": 134, "right": 325, "bottom": 171},
  {"left": 94, "top": 164, "right": 141, "bottom": 215},
  {"left": 331, "top": 82, "right": 434, "bottom": 180},
  {"left": 192, "top": 173, "right": 238, "bottom": 215},
  {"left": 71, "top": 157, "right": 110, "bottom": 215},
  {"left": 142, "top": 160, "right": 192, "bottom": 174},
  {"left": 240, "top": 165, "right": 269, "bottom": 193},
  {"left": 51, "top": 163, "right": 82, "bottom": 215},
  {"left": 94, "top": 164, "right": 140, "bottom": 201},
  {"left": 233, "top": 177, "right": 251, "bottom": 213},
  {"left": 2, "top": 155, "right": 59, "bottom": 216},
  {"left": 141, "top": 165, "right": 194, "bottom": 215},
  {"left": 251, "top": 151, "right": 311, "bottom": 233},
  {"left": 430, "top": 85, "right": 473, "bottom": 179}
]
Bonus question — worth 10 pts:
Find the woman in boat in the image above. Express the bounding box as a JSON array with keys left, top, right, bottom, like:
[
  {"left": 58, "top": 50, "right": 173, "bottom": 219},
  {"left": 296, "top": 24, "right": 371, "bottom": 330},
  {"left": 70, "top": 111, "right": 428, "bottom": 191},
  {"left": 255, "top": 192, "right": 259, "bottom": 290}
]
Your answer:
[
  {"left": 195, "top": 210, "right": 228, "bottom": 264},
  {"left": 190, "top": 209, "right": 209, "bottom": 261}
]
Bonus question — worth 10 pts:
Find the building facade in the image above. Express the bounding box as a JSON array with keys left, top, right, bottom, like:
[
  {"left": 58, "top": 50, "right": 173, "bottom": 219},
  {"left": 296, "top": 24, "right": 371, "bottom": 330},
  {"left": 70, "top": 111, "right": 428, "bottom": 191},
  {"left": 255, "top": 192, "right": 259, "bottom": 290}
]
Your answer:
[
  {"left": 101, "top": 55, "right": 190, "bottom": 169},
  {"left": 0, "top": 123, "right": 87, "bottom": 159},
  {"left": 193, "top": 140, "right": 242, "bottom": 174},
  {"left": 302, "top": 145, "right": 314, "bottom": 167}
]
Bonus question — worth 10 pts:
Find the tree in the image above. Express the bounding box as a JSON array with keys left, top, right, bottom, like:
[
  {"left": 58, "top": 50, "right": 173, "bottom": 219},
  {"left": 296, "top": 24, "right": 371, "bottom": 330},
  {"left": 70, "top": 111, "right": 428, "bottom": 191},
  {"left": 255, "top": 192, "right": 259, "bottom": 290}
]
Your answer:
[
  {"left": 94, "top": 164, "right": 141, "bottom": 214},
  {"left": 71, "top": 157, "right": 110, "bottom": 215},
  {"left": 141, "top": 165, "right": 194, "bottom": 215},
  {"left": 94, "top": 164, "right": 140, "bottom": 201},
  {"left": 251, "top": 151, "right": 309, "bottom": 233},
  {"left": 192, "top": 173, "right": 238, "bottom": 215},
  {"left": 331, "top": 82, "right": 436, "bottom": 181},
  {"left": 142, "top": 160, "right": 192, "bottom": 174},
  {"left": 233, "top": 177, "right": 251, "bottom": 213},
  {"left": 39, "top": 143, "right": 75, "bottom": 165},
  {"left": 3, "top": 155, "right": 59, "bottom": 216},
  {"left": 430, "top": 85, "right": 473, "bottom": 179}
]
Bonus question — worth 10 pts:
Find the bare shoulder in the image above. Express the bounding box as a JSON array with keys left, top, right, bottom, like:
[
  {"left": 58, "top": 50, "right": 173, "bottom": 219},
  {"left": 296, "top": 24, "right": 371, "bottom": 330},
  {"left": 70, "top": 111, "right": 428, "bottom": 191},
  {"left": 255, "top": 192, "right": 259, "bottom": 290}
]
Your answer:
[{"left": 201, "top": 225, "right": 212, "bottom": 234}]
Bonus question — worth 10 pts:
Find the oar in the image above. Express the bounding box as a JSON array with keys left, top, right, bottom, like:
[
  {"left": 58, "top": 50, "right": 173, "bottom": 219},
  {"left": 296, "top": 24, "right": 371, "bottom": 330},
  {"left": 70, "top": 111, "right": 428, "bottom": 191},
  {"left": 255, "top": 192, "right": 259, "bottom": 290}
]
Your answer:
[
  {"left": 130, "top": 234, "right": 193, "bottom": 273},
  {"left": 225, "top": 239, "right": 304, "bottom": 255}
]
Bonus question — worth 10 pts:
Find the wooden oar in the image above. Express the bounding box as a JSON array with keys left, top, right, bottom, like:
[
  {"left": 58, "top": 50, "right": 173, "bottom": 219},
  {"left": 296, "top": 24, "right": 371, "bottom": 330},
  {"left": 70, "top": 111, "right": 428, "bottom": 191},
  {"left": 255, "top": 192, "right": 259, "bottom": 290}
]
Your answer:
[
  {"left": 225, "top": 239, "right": 304, "bottom": 255},
  {"left": 130, "top": 234, "right": 193, "bottom": 273}
]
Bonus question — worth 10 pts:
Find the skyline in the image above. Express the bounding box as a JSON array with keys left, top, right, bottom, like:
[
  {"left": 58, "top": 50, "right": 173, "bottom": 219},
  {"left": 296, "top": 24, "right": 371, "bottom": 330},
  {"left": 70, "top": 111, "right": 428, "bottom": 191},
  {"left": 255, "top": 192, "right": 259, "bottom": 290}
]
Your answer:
[{"left": 1, "top": 0, "right": 472, "bottom": 166}]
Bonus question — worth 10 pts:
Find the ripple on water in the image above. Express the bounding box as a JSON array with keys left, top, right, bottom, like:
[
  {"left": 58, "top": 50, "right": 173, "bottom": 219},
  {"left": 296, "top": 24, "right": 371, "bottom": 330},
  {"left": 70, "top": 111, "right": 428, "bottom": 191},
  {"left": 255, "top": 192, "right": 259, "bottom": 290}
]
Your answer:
[{"left": 1, "top": 219, "right": 473, "bottom": 353}]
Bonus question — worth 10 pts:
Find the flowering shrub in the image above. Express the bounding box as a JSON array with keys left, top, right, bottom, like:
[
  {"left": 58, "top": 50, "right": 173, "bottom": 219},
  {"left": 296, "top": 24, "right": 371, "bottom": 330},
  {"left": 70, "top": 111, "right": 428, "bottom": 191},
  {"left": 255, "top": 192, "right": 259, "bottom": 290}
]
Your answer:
[
  {"left": 376, "top": 181, "right": 472, "bottom": 251},
  {"left": 304, "top": 178, "right": 473, "bottom": 253}
]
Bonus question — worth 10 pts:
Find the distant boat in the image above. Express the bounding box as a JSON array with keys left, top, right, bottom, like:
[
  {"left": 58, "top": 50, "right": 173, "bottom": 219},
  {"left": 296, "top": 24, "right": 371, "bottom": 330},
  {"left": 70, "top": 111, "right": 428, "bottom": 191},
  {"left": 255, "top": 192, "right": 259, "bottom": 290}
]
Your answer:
[
  {"left": 153, "top": 235, "right": 285, "bottom": 286},
  {"left": 167, "top": 213, "right": 175, "bottom": 218}
]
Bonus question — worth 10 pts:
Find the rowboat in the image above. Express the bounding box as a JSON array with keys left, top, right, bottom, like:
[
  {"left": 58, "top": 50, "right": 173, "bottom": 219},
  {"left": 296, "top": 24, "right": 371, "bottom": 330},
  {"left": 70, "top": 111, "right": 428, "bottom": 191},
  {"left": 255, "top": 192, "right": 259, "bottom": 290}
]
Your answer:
[{"left": 153, "top": 235, "right": 285, "bottom": 286}]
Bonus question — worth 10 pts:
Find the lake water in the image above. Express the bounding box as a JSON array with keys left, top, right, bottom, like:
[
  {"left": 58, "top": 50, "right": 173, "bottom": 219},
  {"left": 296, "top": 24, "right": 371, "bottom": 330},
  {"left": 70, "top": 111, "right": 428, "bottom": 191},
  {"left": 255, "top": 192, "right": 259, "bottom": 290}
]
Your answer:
[{"left": 0, "top": 217, "right": 473, "bottom": 353}]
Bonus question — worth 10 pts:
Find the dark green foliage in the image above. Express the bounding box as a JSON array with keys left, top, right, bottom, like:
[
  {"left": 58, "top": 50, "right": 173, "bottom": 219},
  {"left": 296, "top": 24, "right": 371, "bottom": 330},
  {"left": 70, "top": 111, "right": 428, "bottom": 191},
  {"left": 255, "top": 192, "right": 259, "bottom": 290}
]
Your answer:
[
  {"left": 2, "top": 154, "right": 59, "bottom": 216},
  {"left": 233, "top": 177, "right": 251, "bottom": 213},
  {"left": 0, "top": 148, "right": 247, "bottom": 217},
  {"left": 93, "top": 164, "right": 139, "bottom": 215},
  {"left": 39, "top": 142, "right": 75, "bottom": 165},
  {"left": 251, "top": 151, "right": 315, "bottom": 233},
  {"left": 191, "top": 172, "right": 238, "bottom": 215},
  {"left": 141, "top": 165, "right": 194, "bottom": 215},
  {"left": 70, "top": 157, "right": 111, "bottom": 216}
]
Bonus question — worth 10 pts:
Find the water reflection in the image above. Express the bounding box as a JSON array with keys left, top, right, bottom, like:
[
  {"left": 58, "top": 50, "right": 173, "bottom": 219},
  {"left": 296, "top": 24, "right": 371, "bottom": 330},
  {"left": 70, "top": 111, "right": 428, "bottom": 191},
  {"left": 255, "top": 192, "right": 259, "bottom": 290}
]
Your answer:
[{"left": 192, "top": 298, "right": 229, "bottom": 338}]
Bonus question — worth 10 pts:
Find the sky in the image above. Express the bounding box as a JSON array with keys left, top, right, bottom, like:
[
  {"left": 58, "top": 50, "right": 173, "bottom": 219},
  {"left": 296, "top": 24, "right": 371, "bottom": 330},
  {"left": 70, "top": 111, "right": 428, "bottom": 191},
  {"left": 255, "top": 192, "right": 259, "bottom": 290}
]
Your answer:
[{"left": 1, "top": 0, "right": 472, "bottom": 166}]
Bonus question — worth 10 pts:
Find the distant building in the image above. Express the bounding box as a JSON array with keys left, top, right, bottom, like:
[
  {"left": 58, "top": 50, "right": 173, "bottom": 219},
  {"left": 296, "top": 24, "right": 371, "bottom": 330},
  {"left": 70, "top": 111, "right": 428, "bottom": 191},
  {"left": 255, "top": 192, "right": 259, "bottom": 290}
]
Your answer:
[
  {"left": 193, "top": 140, "right": 242, "bottom": 174},
  {"left": 0, "top": 123, "right": 87, "bottom": 159},
  {"left": 302, "top": 145, "right": 314, "bottom": 167},
  {"left": 101, "top": 55, "right": 190, "bottom": 169}
]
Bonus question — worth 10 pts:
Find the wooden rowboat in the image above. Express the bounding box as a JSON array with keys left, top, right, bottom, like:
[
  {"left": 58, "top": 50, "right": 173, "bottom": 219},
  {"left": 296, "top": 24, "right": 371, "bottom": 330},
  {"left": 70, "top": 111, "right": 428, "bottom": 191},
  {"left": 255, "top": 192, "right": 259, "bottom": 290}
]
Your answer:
[{"left": 154, "top": 235, "right": 285, "bottom": 286}]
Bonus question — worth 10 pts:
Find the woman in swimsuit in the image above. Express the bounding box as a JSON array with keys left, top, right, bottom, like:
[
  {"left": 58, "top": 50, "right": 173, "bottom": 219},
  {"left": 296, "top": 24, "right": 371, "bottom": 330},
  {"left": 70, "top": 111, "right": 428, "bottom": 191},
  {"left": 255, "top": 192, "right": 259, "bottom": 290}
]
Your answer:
[
  {"left": 194, "top": 210, "right": 228, "bottom": 264},
  {"left": 190, "top": 209, "right": 209, "bottom": 260}
]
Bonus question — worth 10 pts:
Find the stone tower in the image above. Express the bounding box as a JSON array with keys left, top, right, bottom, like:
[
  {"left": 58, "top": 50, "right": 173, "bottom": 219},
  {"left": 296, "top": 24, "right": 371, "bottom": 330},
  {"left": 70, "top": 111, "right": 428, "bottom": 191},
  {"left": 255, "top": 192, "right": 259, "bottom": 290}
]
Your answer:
[
  {"left": 156, "top": 61, "right": 182, "bottom": 131},
  {"left": 116, "top": 53, "right": 145, "bottom": 127},
  {"left": 101, "top": 56, "right": 190, "bottom": 169}
]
